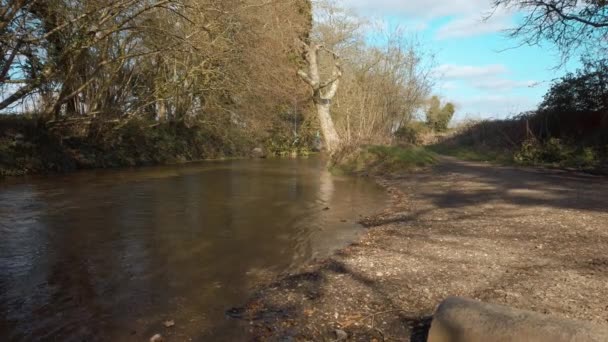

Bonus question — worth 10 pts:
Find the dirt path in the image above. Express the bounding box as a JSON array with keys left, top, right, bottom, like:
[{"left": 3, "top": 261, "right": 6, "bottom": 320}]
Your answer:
[{"left": 236, "top": 157, "right": 608, "bottom": 341}]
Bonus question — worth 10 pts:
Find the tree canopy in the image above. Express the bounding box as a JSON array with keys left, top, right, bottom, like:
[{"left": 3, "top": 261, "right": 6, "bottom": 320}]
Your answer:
[
  {"left": 540, "top": 58, "right": 608, "bottom": 113},
  {"left": 0, "top": 0, "right": 311, "bottom": 130}
]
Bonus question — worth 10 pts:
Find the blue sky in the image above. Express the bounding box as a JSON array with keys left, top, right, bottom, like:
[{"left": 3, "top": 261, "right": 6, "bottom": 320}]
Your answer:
[{"left": 341, "top": 0, "right": 582, "bottom": 121}]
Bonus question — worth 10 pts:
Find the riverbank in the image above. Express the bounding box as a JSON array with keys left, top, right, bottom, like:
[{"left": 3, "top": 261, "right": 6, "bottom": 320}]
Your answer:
[
  {"left": 0, "top": 115, "right": 317, "bottom": 177},
  {"left": 0, "top": 116, "right": 254, "bottom": 177},
  {"left": 233, "top": 157, "right": 608, "bottom": 341}
]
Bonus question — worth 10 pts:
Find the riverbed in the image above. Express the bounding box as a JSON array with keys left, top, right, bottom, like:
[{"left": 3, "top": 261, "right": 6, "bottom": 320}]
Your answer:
[{"left": 0, "top": 157, "right": 387, "bottom": 341}]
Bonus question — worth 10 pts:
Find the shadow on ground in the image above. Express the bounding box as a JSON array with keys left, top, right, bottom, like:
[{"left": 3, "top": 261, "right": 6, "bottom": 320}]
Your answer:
[{"left": 228, "top": 157, "right": 608, "bottom": 341}]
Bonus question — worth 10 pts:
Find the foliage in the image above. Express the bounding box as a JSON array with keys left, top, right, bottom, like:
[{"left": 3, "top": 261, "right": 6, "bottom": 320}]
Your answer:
[
  {"left": 1, "top": 0, "right": 316, "bottom": 174},
  {"left": 1, "top": 0, "right": 312, "bottom": 120},
  {"left": 425, "top": 96, "right": 455, "bottom": 132},
  {"left": 263, "top": 108, "right": 317, "bottom": 156},
  {"left": 394, "top": 121, "right": 430, "bottom": 146},
  {"left": 425, "top": 96, "right": 441, "bottom": 130},
  {"left": 540, "top": 59, "right": 608, "bottom": 114},
  {"left": 514, "top": 138, "right": 600, "bottom": 169},
  {"left": 0, "top": 115, "right": 255, "bottom": 176},
  {"left": 332, "top": 145, "right": 436, "bottom": 175},
  {"left": 439, "top": 103, "right": 456, "bottom": 131}
]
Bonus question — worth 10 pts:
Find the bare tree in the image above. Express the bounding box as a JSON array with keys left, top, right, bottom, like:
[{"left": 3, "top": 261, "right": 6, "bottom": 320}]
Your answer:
[
  {"left": 491, "top": 0, "right": 608, "bottom": 62},
  {"left": 298, "top": 42, "right": 342, "bottom": 152},
  {"left": 0, "top": 0, "right": 312, "bottom": 133}
]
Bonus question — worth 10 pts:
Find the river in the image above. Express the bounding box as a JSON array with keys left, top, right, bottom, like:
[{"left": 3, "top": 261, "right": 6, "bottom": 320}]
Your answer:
[{"left": 0, "top": 157, "right": 386, "bottom": 341}]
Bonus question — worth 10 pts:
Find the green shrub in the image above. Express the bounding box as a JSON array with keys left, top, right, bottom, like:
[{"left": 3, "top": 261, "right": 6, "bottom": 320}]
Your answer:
[
  {"left": 1, "top": 115, "right": 256, "bottom": 175},
  {"left": 514, "top": 138, "right": 599, "bottom": 169},
  {"left": 394, "top": 121, "right": 429, "bottom": 146}
]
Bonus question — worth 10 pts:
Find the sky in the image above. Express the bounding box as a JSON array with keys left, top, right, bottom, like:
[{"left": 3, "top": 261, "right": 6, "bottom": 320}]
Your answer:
[{"left": 340, "top": 0, "right": 582, "bottom": 121}]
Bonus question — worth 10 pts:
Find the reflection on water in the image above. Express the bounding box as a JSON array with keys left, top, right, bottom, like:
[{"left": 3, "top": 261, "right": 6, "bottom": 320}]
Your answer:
[{"left": 0, "top": 157, "right": 386, "bottom": 341}]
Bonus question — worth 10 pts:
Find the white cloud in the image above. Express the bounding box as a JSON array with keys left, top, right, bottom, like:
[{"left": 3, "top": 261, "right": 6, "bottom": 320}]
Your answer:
[
  {"left": 454, "top": 95, "right": 539, "bottom": 119},
  {"left": 440, "top": 81, "right": 459, "bottom": 91},
  {"left": 340, "top": 0, "right": 513, "bottom": 38},
  {"left": 436, "top": 8, "right": 513, "bottom": 39},
  {"left": 434, "top": 64, "right": 508, "bottom": 80},
  {"left": 345, "top": 0, "right": 491, "bottom": 18},
  {"left": 434, "top": 63, "right": 537, "bottom": 91},
  {"left": 471, "top": 79, "right": 538, "bottom": 90}
]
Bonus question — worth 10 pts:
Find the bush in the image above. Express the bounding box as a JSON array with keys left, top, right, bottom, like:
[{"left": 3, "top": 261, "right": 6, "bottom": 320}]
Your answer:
[
  {"left": 1, "top": 115, "right": 256, "bottom": 176},
  {"left": 514, "top": 138, "right": 599, "bottom": 169},
  {"left": 394, "top": 121, "right": 430, "bottom": 146}
]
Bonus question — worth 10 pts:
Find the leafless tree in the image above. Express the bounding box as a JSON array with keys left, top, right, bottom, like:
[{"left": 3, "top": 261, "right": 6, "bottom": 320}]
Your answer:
[
  {"left": 0, "top": 0, "right": 312, "bottom": 145},
  {"left": 491, "top": 0, "right": 608, "bottom": 62},
  {"left": 298, "top": 42, "right": 342, "bottom": 152}
]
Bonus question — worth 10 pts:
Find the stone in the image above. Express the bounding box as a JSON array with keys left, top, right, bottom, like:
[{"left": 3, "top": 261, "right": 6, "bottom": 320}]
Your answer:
[
  {"left": 334, "top": 329, "right": 347, "bottom": 341},
  {"left": 149, "top": 333, "right": 163, "bottom": 342},
  {"left": 428, "top": 296, "right": 608, "bottom": 342},
  {"left": 251, "top": 147, "right": 266, "bottom": 158}
]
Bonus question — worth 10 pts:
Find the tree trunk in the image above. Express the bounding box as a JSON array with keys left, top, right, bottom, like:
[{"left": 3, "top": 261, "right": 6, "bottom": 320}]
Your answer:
[
  {"left": 316, "top": 101, "right": 340, "bottom": 152},
  {"left": 298, "top": 42, "right": 342, "bottom": 153}
]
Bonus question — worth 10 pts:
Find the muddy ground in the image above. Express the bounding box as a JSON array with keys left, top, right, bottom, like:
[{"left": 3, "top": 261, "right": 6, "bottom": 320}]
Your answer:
[{"left": 233, "top": 157, "right": 608, "bottom": 341}]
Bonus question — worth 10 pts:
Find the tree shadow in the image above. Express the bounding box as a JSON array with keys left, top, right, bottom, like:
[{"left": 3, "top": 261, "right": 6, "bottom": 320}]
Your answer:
[
  {"left": 224, "top": 158, "right": 608, "bottom": 341},
  {"left": 226, "top": 256, "right": 434, "bottom": 341},
  {"left": 422, "top": 157, "right": 608, "bottom": 213}
]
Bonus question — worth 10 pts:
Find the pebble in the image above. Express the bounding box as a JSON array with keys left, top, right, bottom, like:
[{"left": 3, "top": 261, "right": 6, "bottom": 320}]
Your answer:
[
  {"left": 334, "top": 329, "right": 348, "bottom": 341},
  {"left": 150, "top": 334, "right": 163, "bottom": 342}
]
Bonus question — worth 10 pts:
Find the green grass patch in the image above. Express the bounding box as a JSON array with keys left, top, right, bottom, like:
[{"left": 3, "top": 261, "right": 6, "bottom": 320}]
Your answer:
[
  {"left": 429, "top": 141, "right": 606, "bottom": 173},
  {"left": 428, "top": 144, "right": 514, "bottom": 164},
  {"left": 333, "top": 145, "right": 437, "bottom": 175}
]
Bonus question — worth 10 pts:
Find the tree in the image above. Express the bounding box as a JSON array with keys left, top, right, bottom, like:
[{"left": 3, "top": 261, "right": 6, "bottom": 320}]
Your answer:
[
  {"left": 0, "top": 0, "right": 312, "bottom": 133},
  {"left": 298, "top": 42, "right": 342, "bottom": 153},
  {"left": 297, "top": 1, "right": 433, "bottom": 151},
  {"left": 437, "top": 102, "right": 455, "bottom": 132},
  {"left": 425, "top": 96, "right": 455, "bottom": 131},
  {"left": 491, "top": 0, "right": 608, "bottom": 62},
  {"left": 540, "top": 58, "right": 608, "bottom": 113},
  {"left": 425, "top": 96, "right": 441, "bottom": 130}
]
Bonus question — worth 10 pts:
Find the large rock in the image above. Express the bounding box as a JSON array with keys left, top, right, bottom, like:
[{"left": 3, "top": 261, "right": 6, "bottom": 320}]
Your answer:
[{"left": 428, "top": 297, "right": 608, "bottom": 342}]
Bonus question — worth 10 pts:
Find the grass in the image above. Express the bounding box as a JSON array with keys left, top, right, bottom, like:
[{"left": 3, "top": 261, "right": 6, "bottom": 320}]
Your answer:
[
  {"left": 428, "top": 144, "right": 514, "bottom": 164},
  {"left": 429, "top": 142, "right": 607, "bottom": 174},
  {"left": 333, "top": 145, "right": 437, "bottom": 175}
]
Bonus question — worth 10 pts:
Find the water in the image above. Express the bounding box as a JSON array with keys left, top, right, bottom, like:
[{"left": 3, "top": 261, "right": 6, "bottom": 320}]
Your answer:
[{"left": 0, "top": 157, "right": 386, "bottom": 341}]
